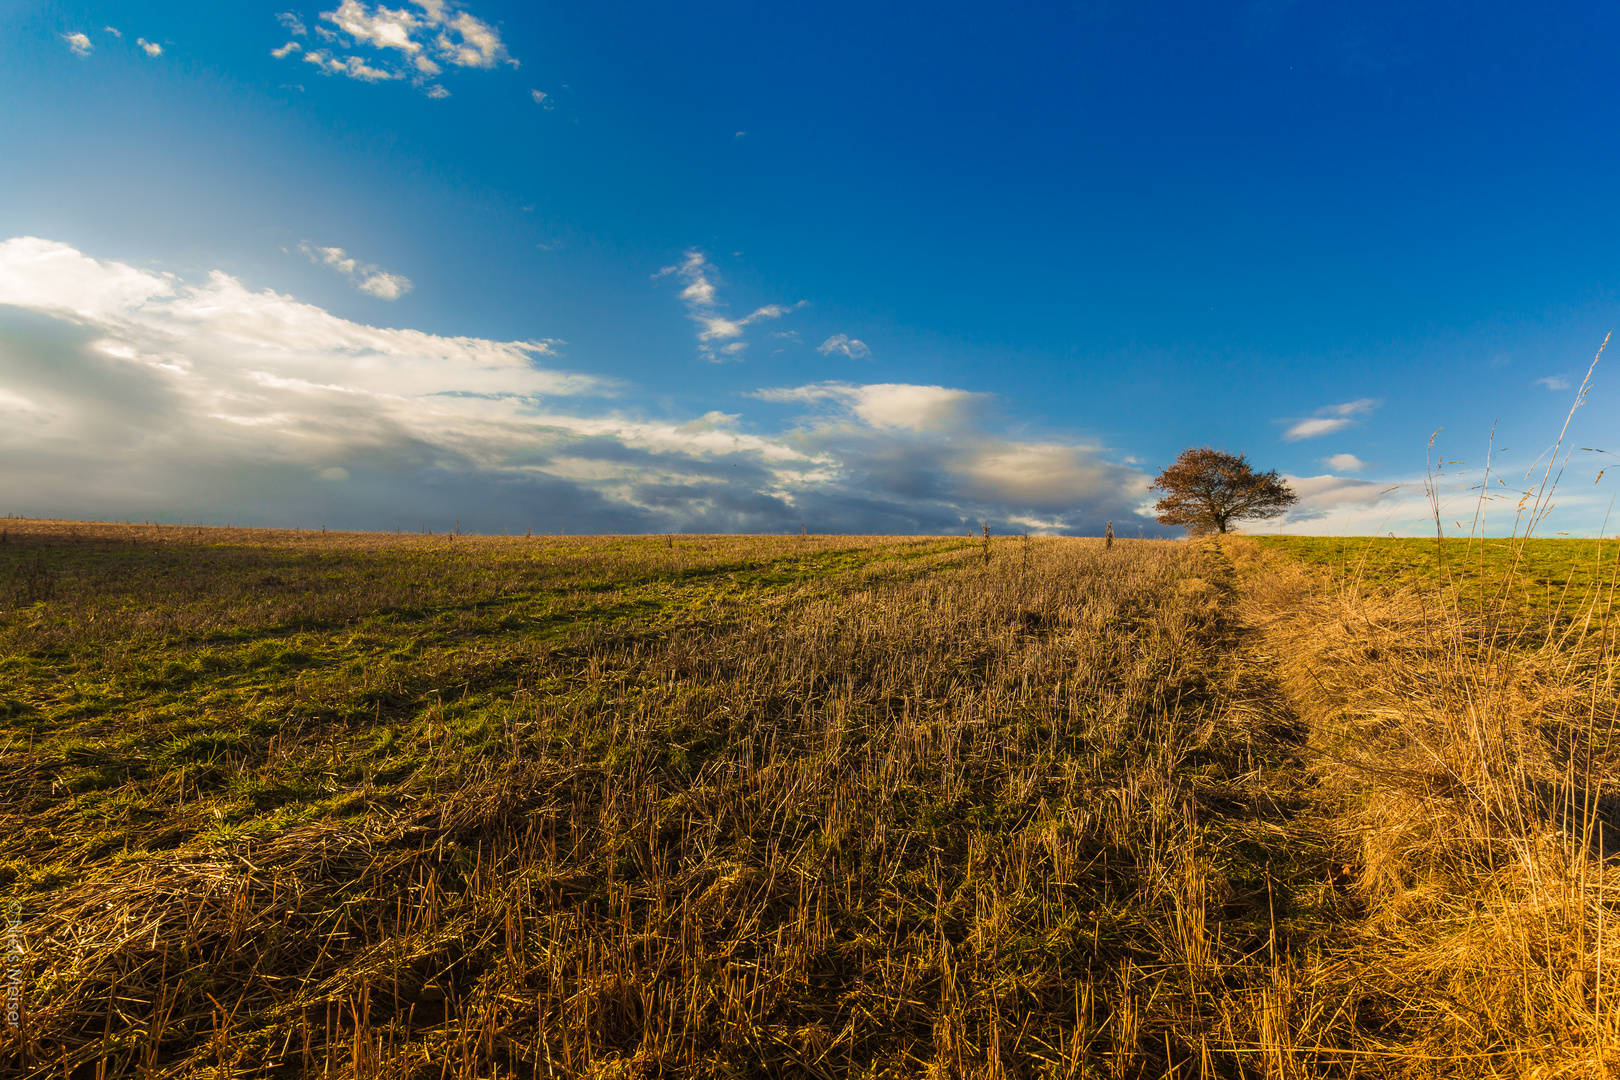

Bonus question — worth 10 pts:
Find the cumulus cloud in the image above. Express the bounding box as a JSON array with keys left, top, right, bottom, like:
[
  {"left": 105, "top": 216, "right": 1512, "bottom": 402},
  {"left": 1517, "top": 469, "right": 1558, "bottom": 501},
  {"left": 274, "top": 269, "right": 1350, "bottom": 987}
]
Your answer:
[
  {"left": 1283, "top": 397, "right": 1379, "bottom": 441},
  {"left": 273, "top": 41, "right": 303, "bottom": 58},
  {"left": 297, "top": 242, "right": 413, "bottom": 299},
  {"left": 0, "top": 238, "right": 608, "bottom": 512},
  {"left": 656, "top": 251, "right": 803, "bottom": 362},
  {"left": 817, "top": 334, "right": 871, "bottom": 359},
  {"left": 531, "top": 89, "right": 553, "bottom": 108},
  {"left": 104, "top": 26, "right": 122, "bottom": 38},
  {"left": 63, "top": 33, "right": 92, "bottom": 56},
  {"left": 1323, "top": 453, "right": 1367, "bottom": 472},
  {"left": 137, "top": 38, "right": 163, "bottom": 57},
  {"left": 275, "top": 1, "right": 512, "bottom": 95},
  {"left": 746, "top": 380, "right": 1155, "bottom": 532},
  {"left": 357, "top": 271, "right": 412, "bottom": 299}
]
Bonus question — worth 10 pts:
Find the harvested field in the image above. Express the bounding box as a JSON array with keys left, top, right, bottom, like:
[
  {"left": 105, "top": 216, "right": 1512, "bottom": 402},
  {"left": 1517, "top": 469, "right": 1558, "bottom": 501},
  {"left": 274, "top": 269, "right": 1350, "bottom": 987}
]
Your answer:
[{"left": 0, "top": 518, "right": 1615, "bottom": 1076}]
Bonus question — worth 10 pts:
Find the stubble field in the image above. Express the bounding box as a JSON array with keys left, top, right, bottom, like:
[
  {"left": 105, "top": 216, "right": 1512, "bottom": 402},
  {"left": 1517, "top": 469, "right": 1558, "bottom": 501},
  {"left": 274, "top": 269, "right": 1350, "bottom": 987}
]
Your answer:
[{"left": 0, "top": 519, "right": 1616, "bottom": 1077}]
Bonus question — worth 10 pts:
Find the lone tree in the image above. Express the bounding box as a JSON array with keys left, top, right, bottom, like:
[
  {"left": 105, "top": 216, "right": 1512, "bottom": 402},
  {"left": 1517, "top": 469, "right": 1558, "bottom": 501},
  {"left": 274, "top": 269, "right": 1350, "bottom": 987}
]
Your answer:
[{"left": 1150, "top": 447, "right": 1297, "bottom": 535}]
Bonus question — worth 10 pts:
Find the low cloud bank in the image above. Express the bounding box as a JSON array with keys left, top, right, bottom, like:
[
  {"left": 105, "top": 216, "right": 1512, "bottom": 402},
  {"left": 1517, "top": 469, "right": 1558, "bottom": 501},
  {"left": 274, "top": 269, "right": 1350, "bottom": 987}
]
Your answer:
[{"left": 0, "top": 238, "right": 1159, "bottom": 535}]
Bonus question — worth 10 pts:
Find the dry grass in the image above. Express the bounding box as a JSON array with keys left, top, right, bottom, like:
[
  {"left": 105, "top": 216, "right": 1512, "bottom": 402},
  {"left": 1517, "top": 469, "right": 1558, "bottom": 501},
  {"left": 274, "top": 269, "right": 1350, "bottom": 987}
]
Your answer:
[
  {"left": 16, "top": 512, "right": 1610, "bottom": 1077},
  {"left": 1228, "top": 533, "right": 1620, "bottom": 1076},
  {"left": 0, "top": 519, "right": 1348, "bottom": 1078}
]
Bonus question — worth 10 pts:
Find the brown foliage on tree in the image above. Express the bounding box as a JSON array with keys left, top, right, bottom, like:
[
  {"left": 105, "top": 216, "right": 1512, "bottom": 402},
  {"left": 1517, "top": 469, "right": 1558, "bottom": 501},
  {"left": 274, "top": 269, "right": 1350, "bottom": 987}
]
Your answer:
[{"left": 1149, "top": 447, "right": 1298, "bottom": 535}]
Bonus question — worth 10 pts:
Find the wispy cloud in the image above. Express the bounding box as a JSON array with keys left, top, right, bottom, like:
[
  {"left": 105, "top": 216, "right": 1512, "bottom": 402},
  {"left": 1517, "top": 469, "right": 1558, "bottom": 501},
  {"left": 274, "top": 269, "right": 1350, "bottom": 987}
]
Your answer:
[
  {"left": 1285, "top": 418, "right": 1352, "bottom": 440},
  {"left": 656, "top": 251, "right": 803, "bottom": 362},
  {"left": 63, "top": 32, "right": 92, "bottom": 57},
  {"left": 752, "top": 382, "right": 980, "bottom": 432},
  {"left": 1321, "top": 398, "right": 1379, "bottom": 417},
  {"left": 137, "top": 38, "right": 163, "bottom": 57},
  {"left": 1324, "top": 453, "right": 1367, "bottom": 472},
  {"left": 272, "top": 41, "right": 303, "bottom": 58},
  {"left": 273, "top": 0, "right": 513, "bottom": 97},
  {"left": 304, "top": 51, "right": 399, "bottom": 82},
  {"left": 1283, "top": 397, "right": 1379, "bottom": 441},
  {"left": 297, "top": 242, "right": 413, "bottom": 299},
  {"left": 1536, "top": 376, "right": 1570, "bottom": 390},
  {"left": 104, "top": 26, "right": 122, "bottom": 38},
  {"left": 817, "top": 334, "right": 871, "bottom": 359},
  {"left": 0, "top": 237, "right": 1162, "bottom": 535}
]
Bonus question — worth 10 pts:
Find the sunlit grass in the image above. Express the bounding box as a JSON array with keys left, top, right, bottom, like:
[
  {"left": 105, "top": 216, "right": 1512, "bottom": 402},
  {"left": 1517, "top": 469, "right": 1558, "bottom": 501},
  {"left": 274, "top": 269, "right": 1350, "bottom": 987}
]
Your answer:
[
  {"left": 8, "top": 516, "right": 1614, "bottom": 1076},
  {"left": 1257, "top": 534, "right": 1620, "bottom": 627}
]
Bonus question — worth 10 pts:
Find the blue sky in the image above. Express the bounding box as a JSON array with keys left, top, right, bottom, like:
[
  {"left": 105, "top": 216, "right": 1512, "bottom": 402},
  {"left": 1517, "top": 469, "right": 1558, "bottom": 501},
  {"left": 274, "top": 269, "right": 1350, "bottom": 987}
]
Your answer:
[{"left": 2, "top": 0, "right": 1618, "bottom": 536}]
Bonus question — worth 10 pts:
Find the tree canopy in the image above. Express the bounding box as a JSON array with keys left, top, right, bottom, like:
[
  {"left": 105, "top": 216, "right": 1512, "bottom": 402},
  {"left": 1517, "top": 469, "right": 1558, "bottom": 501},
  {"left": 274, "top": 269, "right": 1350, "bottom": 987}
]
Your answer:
[{"left": 1149, "top": 448, "right": 1297, "bottom": 535}]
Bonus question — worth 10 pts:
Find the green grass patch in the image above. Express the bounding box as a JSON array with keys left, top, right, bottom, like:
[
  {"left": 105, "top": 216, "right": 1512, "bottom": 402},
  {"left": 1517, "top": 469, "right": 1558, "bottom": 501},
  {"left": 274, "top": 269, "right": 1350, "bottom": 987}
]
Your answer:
[{"left": 1257, "top": 535, "right": 1620, "bottom": 622}]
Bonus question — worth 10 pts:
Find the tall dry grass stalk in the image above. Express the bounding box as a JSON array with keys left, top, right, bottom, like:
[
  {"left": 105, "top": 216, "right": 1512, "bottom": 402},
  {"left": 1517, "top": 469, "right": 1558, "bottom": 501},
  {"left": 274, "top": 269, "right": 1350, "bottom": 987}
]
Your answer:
[{"left": 1231, "top": 536, "right": 1620, "bottom": 1074}]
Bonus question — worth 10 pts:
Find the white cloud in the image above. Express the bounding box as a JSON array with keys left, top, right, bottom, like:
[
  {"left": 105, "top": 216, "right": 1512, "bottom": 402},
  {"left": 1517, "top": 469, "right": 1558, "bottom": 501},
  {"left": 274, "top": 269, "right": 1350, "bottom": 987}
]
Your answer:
[
  {"left": 753, "top": 382, "right": 979, "bottom": 432},
  {"left": 531, "top": 89, "right": 553, "bottom": 108},
  {"left": 297, "top": 242, "right": 413, "bottom": 299},
  {"left": 1286, "top": 417, "right": 1352, "bottom": 440},
  {"left": 273, "top": 41, "right": 304, "bottom": 58},
  {"left": 437, "top": 10, "right": 508, "bottom": 68},
  {"left": 300, "top": 243, "right": 359, "bottom": 276},
  {"left": 817, "top": 333, "right": 871, "bottom": 359},
  {"left": 277, "top": 12, "right": 308, "bottom": 35},
  {"left": 357, "top": 271, "right": 412, "bottom": 300},
  {"left": 63, "top": 33, "right": 92, "bottom": 56},
  {"left": 1536, "top": 376, "right": 1570, "bottom": 390},
  {"left": 1321, "top": 398, "right": 1379, "bottom": 417},
  {"left": 104, "top": 26, "right": 122, "bottom": 38},
  {"left": 278, "top": 1, "right": 514, "bottom": 94},
  {"left": 324, "top": 0, "right": 423, "bottom": 53},
  {"left": 1324, "top": 453, "right": 1367, "bottom": 472},
  {"left": 963, "top": 444, "right": 1141, "bottom": 510},
  {"left": 137, "top": 38, "right": 163, "bottom": 57},
  {"left": 657, "top": 251, "right": 802, "bottom": 362},
  {"left": 1283, "top": 397, "right": 1380, "bottom": 441},
  {"left": 0, "top": 237, "right": 1166, "bottom": 536},
  {"left": 0, "top": 237, "right": 600, "bottom": 472}
]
